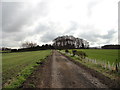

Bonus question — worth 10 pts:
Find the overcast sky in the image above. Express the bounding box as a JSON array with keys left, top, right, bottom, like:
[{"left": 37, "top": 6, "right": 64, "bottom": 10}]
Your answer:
[{"left": 1, "top": 0, "right": 119, "bottom": 48}]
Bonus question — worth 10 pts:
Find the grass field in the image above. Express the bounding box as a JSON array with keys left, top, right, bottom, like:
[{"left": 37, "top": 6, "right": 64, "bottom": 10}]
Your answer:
[
  {"left": 0, "top": 50, "right": 11, "bottom": 53},
  {"left": 60, "top": 49, "right": 120, "bottom": 79},
  {"left": 66, "top": 49, "right": 120, "bottom": 65},
  {"left": 2, "top": 50, "right": 51, "bottom": 87}
]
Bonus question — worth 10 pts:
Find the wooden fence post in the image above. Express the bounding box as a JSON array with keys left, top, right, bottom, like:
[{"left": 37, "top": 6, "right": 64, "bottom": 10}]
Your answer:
[{"left": 115, "top": 59, "right": 118, "bottom": 72}]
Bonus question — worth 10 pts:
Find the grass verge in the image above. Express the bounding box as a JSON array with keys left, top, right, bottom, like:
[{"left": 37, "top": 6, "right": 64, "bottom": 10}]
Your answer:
[
  {"left": 62, "top": 49, "right": 119, "bottom": 65},
  {"left": 60, "top": 51, "right": 120, "bottom": 80}
]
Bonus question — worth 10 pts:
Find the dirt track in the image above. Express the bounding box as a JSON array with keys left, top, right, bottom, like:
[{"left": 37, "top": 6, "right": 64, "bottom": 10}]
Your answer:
[{"left": 22, "top": 50, "right": 119, "bottom": 88}]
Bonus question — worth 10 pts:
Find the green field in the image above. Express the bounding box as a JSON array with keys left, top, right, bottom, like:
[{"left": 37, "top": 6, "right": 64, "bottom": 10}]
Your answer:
[
  {"left": 67, "top": 49, "right": 120, "bottom": 65},
  {"left": 0, "top": 50, "right": 11, "bottom": 53},
  {"left": 2, "top": 50, "right": 51, "bottom": 87}
]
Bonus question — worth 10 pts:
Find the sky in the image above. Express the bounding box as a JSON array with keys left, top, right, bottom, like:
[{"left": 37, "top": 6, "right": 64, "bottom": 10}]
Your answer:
[{"left": 1, "top": 0, "right": 119, "bottom": 49}]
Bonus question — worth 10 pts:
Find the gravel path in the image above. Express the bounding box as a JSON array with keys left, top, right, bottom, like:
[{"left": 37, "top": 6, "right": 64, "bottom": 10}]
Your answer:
[
  {"left": 22, "top": 50, "right": 110, "bottom": 88},
  {"left": 51, "top": 51, "right": 108, "bottom": 88}
]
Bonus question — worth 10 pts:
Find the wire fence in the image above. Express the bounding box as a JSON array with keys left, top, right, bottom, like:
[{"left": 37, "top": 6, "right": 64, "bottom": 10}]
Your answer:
[{"left": 85, "top": 57, "right": 120, "bottom": 72}]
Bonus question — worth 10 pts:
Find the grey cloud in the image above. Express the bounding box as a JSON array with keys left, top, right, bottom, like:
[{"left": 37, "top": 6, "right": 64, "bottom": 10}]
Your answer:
[
  {"left": 40, "top": 31, "right": 58, "bottom": 43},
  {"left": 87, "top": 1, "right": 99, "bottom": 16},
  {"left": 34, "top": 24, "right": 50, "bottom": 34},
  {"left": 2, "top": 1, "right": 49, "bottom": 33},
  {"left": 2, "top": 40, "right": 20, "bottom": 47},
  {"left": 69, "top": 21, "right": 78, "bottom": 31},
  {"left": 118, "top": 1, "right": 120, "bottom": 44},
  {"left": 63, "top": 21, "right": 78, "bottom": 35},
  {"left": 2, "top": 2, "right": 24, "bottom": 32},
  {"left": 79, "top": 29, "right": 117, "bottom": 45},
  {"left": 0, "top": 5, "right": 1, "bottom": 48},
  {"left": 1, "top": 0, "right": 118, "bottom": 48},
  {"left": 35, "top": 21, "right": 66, "bottom": 43},
  {"left": 39, "top": 23, "right": 61, "bottom": 43},
  {"left": 2, "top": 1, "right": 50, "bottom": 47},
  {"left": 13, "top": 32, "right": 27, "bottom": 41},
  {"left": 102, "top": 30, "right": 116, "bottom": 39},
  {"left": 80, "top": 32, "right": 99, "bottom": 42},
  {"left": 2, "top": 31, "right": 27, "bottom": 44}
]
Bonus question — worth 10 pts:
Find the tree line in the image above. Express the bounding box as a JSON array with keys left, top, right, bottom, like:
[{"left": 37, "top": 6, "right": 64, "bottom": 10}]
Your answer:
[
  {"left": 1, "top": 42, "right": 55, "bottom": 52},
  {"left": 12, "top": 44, "right": 55, "bottom": 52},
  {"left": 101, "top": 45, "right": 120, "bottom": 49}
]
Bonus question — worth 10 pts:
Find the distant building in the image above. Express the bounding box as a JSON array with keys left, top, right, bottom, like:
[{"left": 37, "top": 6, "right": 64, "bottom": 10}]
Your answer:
[{"left": 53, "top": 35, "right": 89, "bottom": 49}]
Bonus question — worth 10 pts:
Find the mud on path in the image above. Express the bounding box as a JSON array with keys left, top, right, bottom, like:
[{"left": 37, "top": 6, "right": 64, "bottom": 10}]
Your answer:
[{"left": 22, "top": 50, "right": 119, "bottom": 88}]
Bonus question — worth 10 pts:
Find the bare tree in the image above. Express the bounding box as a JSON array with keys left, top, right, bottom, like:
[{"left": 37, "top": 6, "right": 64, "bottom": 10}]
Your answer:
[{"left": 21, "top": 41, "right": 37, "bottom": 48}]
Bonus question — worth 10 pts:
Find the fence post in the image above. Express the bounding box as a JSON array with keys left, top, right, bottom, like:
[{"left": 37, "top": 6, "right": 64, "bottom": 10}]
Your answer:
[
  {"left": 115, "top": 59, "right": 118, "bottom": 72},
  {"left": 108, "top": 61, "right": 111, "bottom": 70}
]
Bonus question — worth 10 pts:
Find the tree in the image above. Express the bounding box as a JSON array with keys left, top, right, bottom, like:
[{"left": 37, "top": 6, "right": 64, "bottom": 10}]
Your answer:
[
  {"left": 21, "top": 41, "right": 37, "bottom": 48},
  {"left": 81, "top": 43, "right": 85, "bottom": 49}
]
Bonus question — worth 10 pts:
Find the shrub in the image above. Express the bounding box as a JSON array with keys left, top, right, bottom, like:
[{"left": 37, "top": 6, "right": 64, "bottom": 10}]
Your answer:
[
  {"left": 65, "top": 49, "right": 69, "bottom": 53},
  {"left": 72, "top": 50, "right": 77, "bottom": 56},
  {"left": 76, "top": 51, "right": 87, "bottom": 59}
]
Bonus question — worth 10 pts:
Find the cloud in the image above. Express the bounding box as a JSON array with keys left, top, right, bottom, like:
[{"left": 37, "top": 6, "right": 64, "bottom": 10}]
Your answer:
[
  {"left": 2, "top": 1, "right": 49, "bottom": 33},
  {"left": 119, "top": 1, "right": 120, "bottom": 44},
  {"left": 87, "top": 0, "right": 100, "bottom": 16},
  {"left": 102, "top": 30, "right": 116, "bottom": 39},
  {"left": 80, "top": 29, "right": 117, "bottom": 45},
  {"left": 2, "top": 2, "right": 26, "bottom": 32},
  {"left": 2, "top": 1, "right": 50, "bottom": 48},
  {"left": 40, "top": 31, "right": 58, "bottom": 43},
  {"left": 1, "top": 0, "right": 119, "bottom": 48}
]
